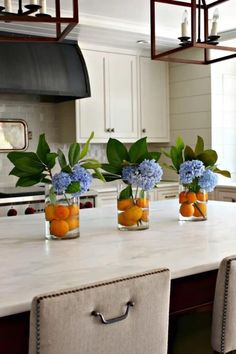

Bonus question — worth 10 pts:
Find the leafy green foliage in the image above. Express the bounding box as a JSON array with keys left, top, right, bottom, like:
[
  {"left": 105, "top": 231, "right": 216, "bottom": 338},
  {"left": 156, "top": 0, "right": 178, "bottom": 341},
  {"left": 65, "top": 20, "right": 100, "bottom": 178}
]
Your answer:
[
  {"left": 163, "top": 135, "right": 231, "bottom": 178},
  {"left": 101, "top": 137, "right": 161, "bottom": 182},
  {"left": 119, "top": 185, "right": 132, "bottom": 200},
  {"left": 7, "top": 131, "right": 104, "bottom": 189}
]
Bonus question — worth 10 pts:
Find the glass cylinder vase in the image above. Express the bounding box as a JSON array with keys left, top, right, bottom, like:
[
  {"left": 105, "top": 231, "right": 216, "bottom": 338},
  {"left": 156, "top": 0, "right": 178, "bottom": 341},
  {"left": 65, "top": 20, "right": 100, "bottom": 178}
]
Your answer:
[
  {"left": 178, "top": 184, "right": 208, "bottom": 221},
  {"left": 117, "top": 182, "right": 149, "bottom": 231},
  {"left": 44, "top": 185, "right": 80, "bottom": 240}
]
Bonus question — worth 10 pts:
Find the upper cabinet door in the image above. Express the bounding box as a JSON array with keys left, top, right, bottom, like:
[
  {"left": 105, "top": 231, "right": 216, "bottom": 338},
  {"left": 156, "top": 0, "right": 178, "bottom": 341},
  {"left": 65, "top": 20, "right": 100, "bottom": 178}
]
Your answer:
[
  {"left": 140, "top": 57, "right": 170, "bottom": 143},
  {"left": 108, "top": 53, "right": 138, "bottom": 140},
  {"left": 76, "top": 50, "right": 109, "bottom": 141},
  {"left": 76, "top": 49, "right": 138, "bottom": 143}
]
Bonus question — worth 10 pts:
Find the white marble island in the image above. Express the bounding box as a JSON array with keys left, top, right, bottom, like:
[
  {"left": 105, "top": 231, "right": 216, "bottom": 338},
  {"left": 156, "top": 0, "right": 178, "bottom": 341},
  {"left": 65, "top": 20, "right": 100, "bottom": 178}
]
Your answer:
[{"left": 1, "top": 200, "right": 236, "bottom": 319}]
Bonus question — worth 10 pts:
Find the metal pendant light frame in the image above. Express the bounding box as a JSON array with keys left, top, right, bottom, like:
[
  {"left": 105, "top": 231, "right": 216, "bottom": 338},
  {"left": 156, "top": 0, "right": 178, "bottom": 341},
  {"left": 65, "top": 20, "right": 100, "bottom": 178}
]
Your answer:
[
  {"left": 0, "top": 0, "right": 78, "bottom": 42},
  {"left": 151, "top": 0, "right": 236, "bottom": 65}
]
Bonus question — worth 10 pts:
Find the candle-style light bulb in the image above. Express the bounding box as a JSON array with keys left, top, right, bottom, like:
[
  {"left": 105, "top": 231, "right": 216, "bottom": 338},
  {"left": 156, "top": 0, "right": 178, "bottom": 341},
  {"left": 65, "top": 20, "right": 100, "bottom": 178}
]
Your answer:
[
  {"left": 181, "top": 10, "right": 188, "bottom": 37},
  {"left": 210, "top": 8, "right": 219, "bottom": 36},
  {"left": 4, "top": 0, "right": 12, "bottom": 12},
  {"left": 39, "top": 0, "right": 46, "bottom": 13}
]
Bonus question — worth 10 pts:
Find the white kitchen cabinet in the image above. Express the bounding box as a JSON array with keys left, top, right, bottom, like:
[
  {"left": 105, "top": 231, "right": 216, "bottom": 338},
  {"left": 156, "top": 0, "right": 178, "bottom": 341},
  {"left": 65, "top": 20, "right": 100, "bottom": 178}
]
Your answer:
[
  {"left": 214, "top": 187, "right": 236, "bottom": 203},
  {"left": 139, "top": 57, "right": 170, "bottom": 142},
  {"left": 76, "top": 49, "right": 138, "bottom": 143},
  {"left": 96, "top": 190, "right": 117, "bottom": 208},
  {"left": 154, "top": 186, "right": 179, "bottom": 201}
]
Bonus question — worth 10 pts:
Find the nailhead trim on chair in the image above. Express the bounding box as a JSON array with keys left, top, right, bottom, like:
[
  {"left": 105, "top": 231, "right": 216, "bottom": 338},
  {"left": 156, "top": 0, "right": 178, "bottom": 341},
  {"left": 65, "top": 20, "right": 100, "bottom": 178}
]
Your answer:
[
  {"left": 220, "top": 257, "right": 236, "bottom": 354},
  {"left": 34, "top": 268, "right": 169, "bottom": 354}
]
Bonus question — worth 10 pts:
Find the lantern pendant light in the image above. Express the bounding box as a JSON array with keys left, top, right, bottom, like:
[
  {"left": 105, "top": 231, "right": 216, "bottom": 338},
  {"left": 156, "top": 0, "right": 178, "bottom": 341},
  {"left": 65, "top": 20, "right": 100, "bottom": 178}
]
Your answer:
[{"left": 151, "top": 0, "right": 236, "bottom": 65}]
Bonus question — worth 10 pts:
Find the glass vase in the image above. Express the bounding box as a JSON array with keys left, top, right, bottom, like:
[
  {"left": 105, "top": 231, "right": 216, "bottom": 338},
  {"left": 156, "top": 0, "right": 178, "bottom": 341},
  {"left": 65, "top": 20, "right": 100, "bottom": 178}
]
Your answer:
[
  {"left": 178, "top": 184, "right": 208, "bottom": 221},
  {"left": 117, "top": 182, "right": 149, "bottom": 231},
  {"left": 44, "top": 185, "right": 80, "bottom": 240}
]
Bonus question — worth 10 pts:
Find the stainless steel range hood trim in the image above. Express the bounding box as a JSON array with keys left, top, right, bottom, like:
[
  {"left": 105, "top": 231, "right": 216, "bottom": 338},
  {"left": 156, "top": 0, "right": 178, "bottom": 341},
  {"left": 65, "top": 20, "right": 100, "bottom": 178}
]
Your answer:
[{"left": 0, "top": 39, "right": 91, "bottom": 102}]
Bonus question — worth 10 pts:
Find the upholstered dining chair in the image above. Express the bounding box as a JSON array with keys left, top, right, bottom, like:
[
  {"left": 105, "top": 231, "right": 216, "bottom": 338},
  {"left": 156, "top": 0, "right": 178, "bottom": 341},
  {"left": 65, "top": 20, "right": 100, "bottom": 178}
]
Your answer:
[
  {"left": 211, "top": 255, "right": 236, "bottom": 354},
  {"left": 29, "top": 268, "right": 170, "bottom": 354}
]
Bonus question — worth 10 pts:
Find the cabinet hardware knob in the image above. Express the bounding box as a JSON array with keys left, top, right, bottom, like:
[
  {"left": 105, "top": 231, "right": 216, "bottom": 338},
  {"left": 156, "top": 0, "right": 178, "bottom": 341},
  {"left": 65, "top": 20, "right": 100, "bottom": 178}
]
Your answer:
[
  {"left": 165, "top": 195, "right": 177, "bottom": 199},
  {"left": 111, "top": 128, "right": 115, "bottom": 132},
  {"left": 142, "top": 128, "right": 146, "bottom": 133},
  {"left": 91, "top": 301, "right": 134, "bottom": 325},
  {"left": 106, "top": 128, "right": 110, "bottom": 132}
]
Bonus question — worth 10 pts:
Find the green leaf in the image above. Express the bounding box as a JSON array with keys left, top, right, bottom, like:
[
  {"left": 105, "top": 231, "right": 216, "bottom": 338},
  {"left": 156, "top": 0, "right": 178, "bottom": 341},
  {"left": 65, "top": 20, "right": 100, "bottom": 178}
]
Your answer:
[
  {"left": 36, "top": 134, "right": 50, "bottom": 164},
  {"left": 176, "top": 136, "right": 185, "bottom": 152},
  {"left": 46, "top": 153, "right": 58, "bottom": 169},
  {"left": 80, "top": 160, "right": 101, "bottom": 170},
  {"left": 79, "top": 131, "right": 94, "bottom": 160},
  {"left": 66, "top": 182, "right": 81, "bottom": 194},
  {"left": 49, "top": 187, "right": 57, "bottom": 204},
  {"left": 102, "top": 173, "right": 121, "bottom": 182},
  {"left": 16, "top": 175, "right": 42, "bottom": 187},
  {"left": 68, "top": 143, "right": 80, "bottom": 167},
  {"left": 184, "top": 146, "right": 196, "bottom": 161},
  {"left": 129, "top": 137, "right": 148, "bottom": 163},
  {"left": 162, "top": 163, "right": 177, "bottom": 171},
  {"left": 7, "top": 151, "right": 37, "bottom": 164},
  {"left": 41, "top": 177, "right": 52, "bottom": 184},
  {"left": 119, "top": 185, "right": 132, "bottom": 200},
  {"left": 106, "top": 138, "right": 129, "bottom": 167},
  {"left": 214, "top": 168, "right": 231, "bottom": 178},
  {"left": 57, "top": 149, "right": 67, "bottom": 169},
  {"left": 161, "top": 149, "right": 171, "bottom": 158},
  {"left": 101, "top": 163, "right": 121, "bottom": 175},
  {"left": 62, "top": 165, "right": 72, "bottom": 174},
  {"left": 13, "top": 156, "right": 44, "bottom": 175},
  {"left": 92, "top": 169, "right": 106, "bottom": 182},
  {"left": 197, "top": 150, "right": 218, "bottom": 167},
  {"left": 170, "top": 146, "right": 179, "bottom": 171},
  {"left": 147, "top": 151, "right": 161, "bottom": 161},
  {"left": 9, "top": 167, "right": 32, "bottom": 178},
  {"left": 195, "top": 136, "right": 204, "bottom": 156}
]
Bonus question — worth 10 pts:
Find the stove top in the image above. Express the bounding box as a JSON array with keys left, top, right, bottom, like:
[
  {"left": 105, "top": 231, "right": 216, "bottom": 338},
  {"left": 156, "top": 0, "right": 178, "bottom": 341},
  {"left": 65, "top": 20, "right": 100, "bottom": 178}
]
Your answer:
[{"left": 0, "top": 186, "right": 45, "bottom": 198}]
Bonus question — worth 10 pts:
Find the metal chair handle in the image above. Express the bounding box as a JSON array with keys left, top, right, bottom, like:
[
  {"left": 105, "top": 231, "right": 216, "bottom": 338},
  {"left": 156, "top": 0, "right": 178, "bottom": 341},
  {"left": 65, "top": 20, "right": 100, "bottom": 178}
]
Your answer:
[{"left": 91, "top": 301, "right": 134, "bottom": 325}]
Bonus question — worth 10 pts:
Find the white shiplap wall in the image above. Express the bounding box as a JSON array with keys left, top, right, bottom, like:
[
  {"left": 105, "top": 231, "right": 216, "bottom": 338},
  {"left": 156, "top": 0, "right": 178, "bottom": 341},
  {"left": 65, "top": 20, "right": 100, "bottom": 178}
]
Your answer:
[{"left": 211, "top": 59, "right": 236, "bottom": 182}]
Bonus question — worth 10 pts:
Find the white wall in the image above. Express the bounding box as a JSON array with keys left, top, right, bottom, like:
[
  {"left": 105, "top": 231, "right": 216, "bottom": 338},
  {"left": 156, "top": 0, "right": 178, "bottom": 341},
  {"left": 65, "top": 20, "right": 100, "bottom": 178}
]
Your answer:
[
  {"left": 211, "top": 59, "right": 236, "bottom": 182},
  {"left": 163, "top": 62, "right": 211, "bottom": 180}
]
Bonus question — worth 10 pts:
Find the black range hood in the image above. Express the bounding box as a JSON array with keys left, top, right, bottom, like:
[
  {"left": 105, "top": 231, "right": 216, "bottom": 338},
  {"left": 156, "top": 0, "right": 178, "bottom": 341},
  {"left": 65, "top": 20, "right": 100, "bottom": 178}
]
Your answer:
[{"left": 0, "top": 40, "right": 91, "bottom": 102}]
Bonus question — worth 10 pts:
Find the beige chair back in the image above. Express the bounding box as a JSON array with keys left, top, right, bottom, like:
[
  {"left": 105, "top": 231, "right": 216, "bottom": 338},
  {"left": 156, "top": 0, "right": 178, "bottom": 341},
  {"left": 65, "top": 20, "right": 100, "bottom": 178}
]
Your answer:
[
  {"left": 29, "top": 268, "right": 170, "bottom": 354},
  {"left": 212, "top": 255, "right": 236, "bottom": 354}
]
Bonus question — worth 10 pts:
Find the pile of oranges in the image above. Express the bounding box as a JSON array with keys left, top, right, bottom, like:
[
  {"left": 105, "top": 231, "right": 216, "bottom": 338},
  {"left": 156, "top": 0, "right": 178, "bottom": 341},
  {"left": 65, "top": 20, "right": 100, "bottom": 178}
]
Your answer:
[
  {"left": 45, "top": 203, "right": 80, "bottom": 238},
  {"left": 179, "top": 191, "right": 208, "bottom": 219},
  {"left": 117, "top": 198, "right": 149, "bottom": 228}
]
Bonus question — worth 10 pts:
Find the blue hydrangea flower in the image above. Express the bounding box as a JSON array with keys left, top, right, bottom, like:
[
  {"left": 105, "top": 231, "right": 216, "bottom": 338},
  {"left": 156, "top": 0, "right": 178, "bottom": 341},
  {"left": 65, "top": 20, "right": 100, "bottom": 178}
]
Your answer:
[
  {"left": 179, "top": 160, "right": 205, "bottom": 184},
  {"left": 70, "top": 164, "right": 92, "bottom": 196},
  {"left": 122, "top": 159, "right": 163, "bottom": 191},
  {"left": 199, "top": 169, "right": 218, "bottom": 192},
  {"left": 52, "top": 172, "right": 71, "bottom": 194}
]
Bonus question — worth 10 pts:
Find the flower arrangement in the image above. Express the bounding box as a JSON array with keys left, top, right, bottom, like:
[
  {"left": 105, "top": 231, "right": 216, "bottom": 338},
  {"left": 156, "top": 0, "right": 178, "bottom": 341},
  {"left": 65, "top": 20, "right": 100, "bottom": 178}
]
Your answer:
[
  {"left": 7, "top": 132, "right": 103, "bottom": 239},
  {"left": 102, "top": 137, "right": 163, "bottom": 229},
  {"left": 7, "top": 131, "right": 103, "bottom": 199},
  {"left": 164, "top": 136, "right": 231, "bottom": 220}
]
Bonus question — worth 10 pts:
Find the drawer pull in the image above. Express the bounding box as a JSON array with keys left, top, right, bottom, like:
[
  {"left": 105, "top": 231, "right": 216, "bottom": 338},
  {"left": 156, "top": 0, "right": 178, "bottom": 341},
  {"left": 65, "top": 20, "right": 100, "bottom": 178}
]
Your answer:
[
  {"left": 164, "top": 195, "right": 177, "bottom": 199},
  {"left": 91, "top": 301, "right": 134, "bottom": 325}
]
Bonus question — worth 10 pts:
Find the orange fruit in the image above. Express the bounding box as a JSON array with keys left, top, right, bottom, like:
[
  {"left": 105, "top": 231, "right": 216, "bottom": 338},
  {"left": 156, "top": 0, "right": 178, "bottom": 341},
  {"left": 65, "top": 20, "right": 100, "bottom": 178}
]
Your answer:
[
  {"left": 117, "top": 198, "right": 134, "bottom": 211},
  {"left": 54, "top": 205, "right": 70, "bottom": 220},
  {"left": 136, "top": 198, "right": 149, "bottom": 208},
  {"left": 186, "top": 192, "right": 197, "bottom": 203},
  {"left": 118, "top": 212, "right": 136, "bottom": 227},
  {"left": 45, "top": 204, "right": 55, "bottom": 221},
  {"left": 196, "top": 191, "right": 208, "bottom": 202},
  {"left": 68, "top": 204, "right": 80, "bottom": 216},
  {"left": 66, "top": 216, "right": 80, "bottom": 230},
  {"left": 179, "top": 191, "right": 187, "bottom": 204},
  {"left": 50, "top": 219, "right": 69, "bottom": 237},
  {"left": 179, "top": 203, "right": 194, "bottom": 217},
  {"left": 141, "top": 210, "right": 149, "bottom": 222},
  {"left": 193, "top": 203, "right": 207, "bottom": 217}
]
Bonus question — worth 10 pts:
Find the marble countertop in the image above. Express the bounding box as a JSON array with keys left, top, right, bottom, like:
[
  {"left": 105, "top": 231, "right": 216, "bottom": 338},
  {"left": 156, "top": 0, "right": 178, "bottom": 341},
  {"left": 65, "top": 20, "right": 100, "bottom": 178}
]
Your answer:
[{"left": 1, "top": 200, "right": 236, "bottom": 318}]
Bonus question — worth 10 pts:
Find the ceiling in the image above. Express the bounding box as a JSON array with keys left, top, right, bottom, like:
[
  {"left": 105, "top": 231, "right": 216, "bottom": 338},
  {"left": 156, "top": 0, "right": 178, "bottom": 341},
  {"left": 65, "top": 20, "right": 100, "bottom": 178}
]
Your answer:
[{"left": 0, "top": 0, "right": 235, "bottom": 50}]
